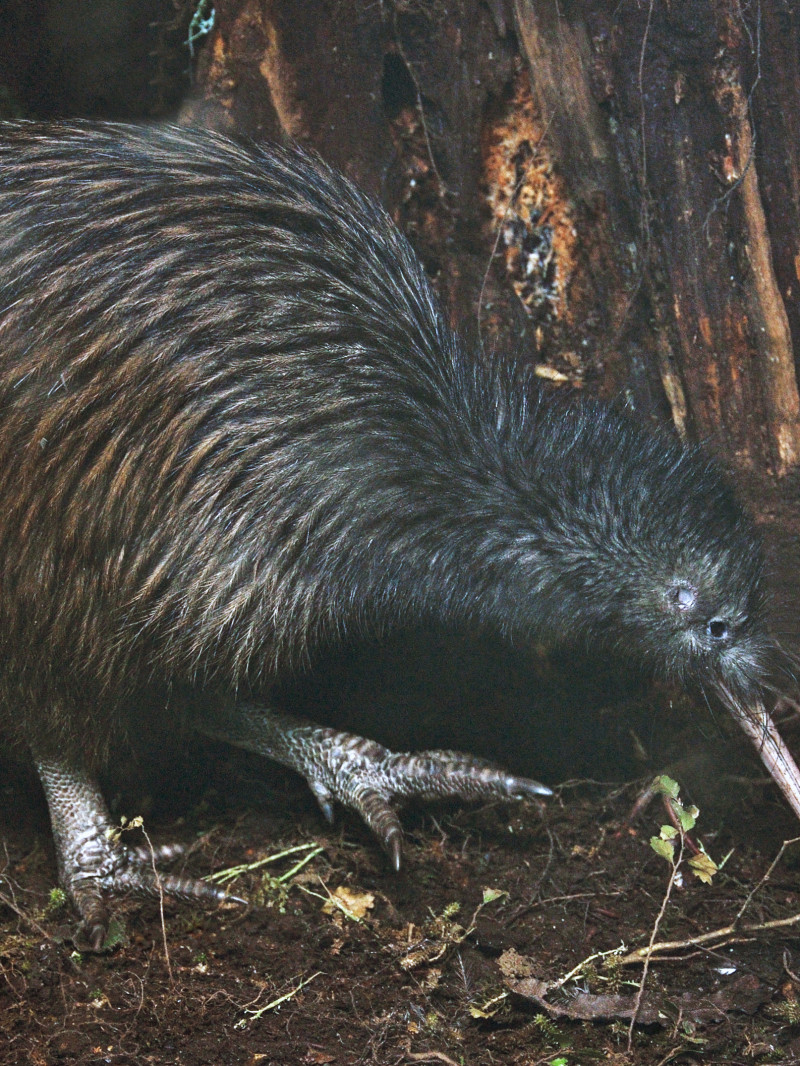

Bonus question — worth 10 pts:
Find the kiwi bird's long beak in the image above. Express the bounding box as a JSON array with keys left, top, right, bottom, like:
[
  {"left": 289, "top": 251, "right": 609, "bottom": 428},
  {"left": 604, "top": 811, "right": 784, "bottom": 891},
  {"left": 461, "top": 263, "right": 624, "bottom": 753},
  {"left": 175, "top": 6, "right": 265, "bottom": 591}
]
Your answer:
[{"left": 729, "top": 699, "right": 800, "bottom": 822}]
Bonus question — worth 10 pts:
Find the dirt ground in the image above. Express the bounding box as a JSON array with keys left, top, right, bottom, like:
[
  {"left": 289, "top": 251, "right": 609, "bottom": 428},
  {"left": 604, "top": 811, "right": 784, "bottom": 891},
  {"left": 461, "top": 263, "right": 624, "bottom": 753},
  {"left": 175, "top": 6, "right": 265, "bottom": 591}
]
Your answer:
[{"left": 3, "top": 492, "right": 800, "bottom": 1066}]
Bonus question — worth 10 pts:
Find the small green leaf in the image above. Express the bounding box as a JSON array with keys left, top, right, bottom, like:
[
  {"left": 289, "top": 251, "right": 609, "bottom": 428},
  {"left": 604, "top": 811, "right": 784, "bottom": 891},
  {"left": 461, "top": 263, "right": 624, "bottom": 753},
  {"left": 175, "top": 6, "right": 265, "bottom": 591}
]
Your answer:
[
  {"left": 101, "top": 917, "right": 129, "bottom": 952},
  {"left": 46, "top": 887, "right": 68, "bottom": 914},
  {"left": 675, "top": 803, "right": 698, "bottom": 832},
  {"left": 650, "top": 836, "right": 675, "bottom": 863},
  {"left": 654, "top": 775, "right": 680, "bottom": 799},
  {"left": 482, "top": 887, "right": 507, "bottom": 905},
  {"left": 659, "top": 824, "right": 678, "bottom": 841}
]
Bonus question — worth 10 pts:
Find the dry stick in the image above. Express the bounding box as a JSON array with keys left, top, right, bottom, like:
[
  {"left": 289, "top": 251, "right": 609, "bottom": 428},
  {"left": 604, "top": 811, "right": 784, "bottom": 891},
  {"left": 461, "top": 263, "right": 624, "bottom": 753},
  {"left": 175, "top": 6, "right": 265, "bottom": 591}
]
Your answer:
[
  {"left": 0, "top": 883, "right": 52, "bottom": 941},
  {"left": 735, "top": 835, "right": 800, "bottom": 922},
  {"left": 391, "top": 13, "right": 447, "bottom": 199},
  {"left": 783, "top": 948, "right": 800, "bottom": 985},
  {"left": 616, "top": 835, "right": 800, "bottom": 967},
  {"left": 627, "top": 833, "right": 684, "bottom": 1050},
  {"left": 140, "top": 824, "right": 174, "bottom": 985},
  {"left": 653, "top": 1046, "right": 690, "bottom": 1066},
  {"left": 550, "top": 944, "right": 629, "bottom": 992},
  {"left": 406, "top": 1054, "right": 462, "bottom": 1066},
  {"left": 242, "top": 970, "right": 323, "bottom": 1021},
  {"left": 617, "top": 914, "right": 784, "bottom": 965}
]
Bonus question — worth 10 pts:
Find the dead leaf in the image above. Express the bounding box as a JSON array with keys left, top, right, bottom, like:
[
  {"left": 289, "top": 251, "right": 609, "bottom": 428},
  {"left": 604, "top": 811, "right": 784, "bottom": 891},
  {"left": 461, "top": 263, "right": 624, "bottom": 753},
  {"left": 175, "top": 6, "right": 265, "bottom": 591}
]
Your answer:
[{"left": 503, "top": 972, "right": 769, "bottom": 1026}]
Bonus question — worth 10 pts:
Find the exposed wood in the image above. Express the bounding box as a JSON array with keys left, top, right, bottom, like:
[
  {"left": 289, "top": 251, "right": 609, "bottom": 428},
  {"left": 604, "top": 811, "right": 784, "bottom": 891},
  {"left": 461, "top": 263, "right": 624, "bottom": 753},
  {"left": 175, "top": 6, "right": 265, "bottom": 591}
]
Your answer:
[
  {"left": 512, "top": 0, "right": 614, "bottom": 198},
  {"left": 511, "top": 0, "right": 800, "bottom": 474},
  {"left": 186, "top": 0, "right": 397, "bottom": 192},
  {"left": 716, "top": 70, "right": 800, "bottom": 473},
  {"left": 511, "top": 0, "right": 690, "bottom": 420}
]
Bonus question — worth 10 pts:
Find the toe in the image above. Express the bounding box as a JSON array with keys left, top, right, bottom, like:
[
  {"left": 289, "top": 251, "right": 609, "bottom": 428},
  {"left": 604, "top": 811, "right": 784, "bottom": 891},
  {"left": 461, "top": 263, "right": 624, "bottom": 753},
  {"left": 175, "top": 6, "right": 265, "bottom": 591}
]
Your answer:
[{"left": 348, "top": 787, "right": 405, "bottom": 869}]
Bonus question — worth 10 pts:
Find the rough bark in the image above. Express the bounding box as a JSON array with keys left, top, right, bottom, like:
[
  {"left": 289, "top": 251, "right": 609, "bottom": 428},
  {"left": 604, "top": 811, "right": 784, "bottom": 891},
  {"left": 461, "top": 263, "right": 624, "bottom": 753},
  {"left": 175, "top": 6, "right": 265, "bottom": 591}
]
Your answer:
[
  {"left": 186, "top": 0, "right": 800, "bottom": 477},
  {"left": 4, "top": 0, "right": 798, "bottom": 477}
]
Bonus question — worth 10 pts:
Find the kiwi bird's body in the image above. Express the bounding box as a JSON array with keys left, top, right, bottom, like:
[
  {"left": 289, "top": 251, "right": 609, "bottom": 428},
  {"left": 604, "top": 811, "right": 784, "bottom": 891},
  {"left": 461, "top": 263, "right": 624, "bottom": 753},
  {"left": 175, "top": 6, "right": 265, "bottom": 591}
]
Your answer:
[{"left": 0, "top": 122, "right": 790, "bottom": 949}]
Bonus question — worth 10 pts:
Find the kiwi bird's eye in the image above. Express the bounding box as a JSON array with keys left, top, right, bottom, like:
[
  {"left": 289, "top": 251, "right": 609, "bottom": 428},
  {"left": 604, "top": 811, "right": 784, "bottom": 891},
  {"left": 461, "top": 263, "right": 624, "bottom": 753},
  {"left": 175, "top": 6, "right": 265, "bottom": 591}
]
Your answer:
[{"left": 707, "top": 618, "right": 729, "bottom": 640}]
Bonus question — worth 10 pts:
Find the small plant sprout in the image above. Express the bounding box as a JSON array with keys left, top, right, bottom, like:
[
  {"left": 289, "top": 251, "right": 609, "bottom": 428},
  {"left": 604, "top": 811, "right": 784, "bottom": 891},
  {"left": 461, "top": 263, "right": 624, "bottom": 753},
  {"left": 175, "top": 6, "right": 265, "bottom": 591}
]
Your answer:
[{"left": 648, "top": 775, "right": 719, "bottom": 884}]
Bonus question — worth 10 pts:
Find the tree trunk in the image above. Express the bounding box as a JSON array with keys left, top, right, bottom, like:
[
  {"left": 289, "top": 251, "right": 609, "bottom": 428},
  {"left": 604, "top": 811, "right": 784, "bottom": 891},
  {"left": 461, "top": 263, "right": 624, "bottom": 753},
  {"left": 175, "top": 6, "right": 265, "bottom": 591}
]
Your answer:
[{"left": 185, "top": 0, "right": 800, "bottom": 477}]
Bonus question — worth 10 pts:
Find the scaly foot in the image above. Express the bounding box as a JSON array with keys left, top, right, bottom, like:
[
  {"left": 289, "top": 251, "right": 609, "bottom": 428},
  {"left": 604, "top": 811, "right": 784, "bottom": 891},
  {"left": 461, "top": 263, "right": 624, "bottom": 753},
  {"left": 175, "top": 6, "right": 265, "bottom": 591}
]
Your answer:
[{"left": 34, "top": 753, "right": 237, "bottom": 950}]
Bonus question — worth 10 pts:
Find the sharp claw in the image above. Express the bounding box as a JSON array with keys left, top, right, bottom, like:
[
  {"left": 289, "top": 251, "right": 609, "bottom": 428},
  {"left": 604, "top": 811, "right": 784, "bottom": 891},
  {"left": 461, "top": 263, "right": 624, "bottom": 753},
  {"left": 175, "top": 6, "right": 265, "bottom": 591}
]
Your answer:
[
  {"left": 309, "top": 781, "right": 336, "bottom": 823},
  {"left": 386, "top": 830, "right": 403, "bottom": 873},
  {"left": 89, "top": 923, "right": 107, "bottom": 952},
  {"left": 515, "top": 777, "right": 553, "bottom": 798}
]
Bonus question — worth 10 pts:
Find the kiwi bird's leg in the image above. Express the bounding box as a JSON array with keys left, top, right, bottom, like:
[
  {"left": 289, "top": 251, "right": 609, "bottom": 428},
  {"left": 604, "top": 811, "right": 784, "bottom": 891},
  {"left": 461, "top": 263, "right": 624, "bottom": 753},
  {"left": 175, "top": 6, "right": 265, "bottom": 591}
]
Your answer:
[
  {"left": 30, "top": 744, "right": 235, "bottom": 951},
  {"left": 195, "top": 699, "right": 552, "bottom": 871}
]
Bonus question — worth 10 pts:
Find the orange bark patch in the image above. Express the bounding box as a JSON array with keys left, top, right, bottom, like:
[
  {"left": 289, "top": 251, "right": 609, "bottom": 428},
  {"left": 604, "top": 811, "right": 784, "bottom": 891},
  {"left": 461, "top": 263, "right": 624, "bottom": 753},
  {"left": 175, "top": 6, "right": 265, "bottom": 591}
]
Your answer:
[{"left": 482, "top": 69, "right": 577, "bottom": 325}]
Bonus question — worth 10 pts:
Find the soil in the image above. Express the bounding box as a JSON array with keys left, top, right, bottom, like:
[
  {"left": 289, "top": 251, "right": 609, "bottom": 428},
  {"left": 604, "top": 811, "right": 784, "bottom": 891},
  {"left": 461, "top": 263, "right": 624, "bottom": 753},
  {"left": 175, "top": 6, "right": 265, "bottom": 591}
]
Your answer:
[{"left": 2, "top": 491, "right": 800, "bottom": 1066}]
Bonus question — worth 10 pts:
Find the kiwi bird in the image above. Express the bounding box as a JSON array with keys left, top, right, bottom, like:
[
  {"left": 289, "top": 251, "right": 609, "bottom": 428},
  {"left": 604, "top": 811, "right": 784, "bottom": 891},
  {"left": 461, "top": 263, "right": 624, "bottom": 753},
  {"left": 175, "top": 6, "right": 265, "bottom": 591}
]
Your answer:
[{"left": 0, "top": 121, "right": 797, "bottom": 950}]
